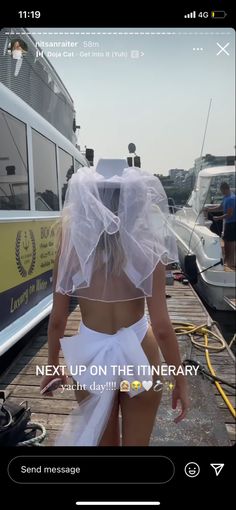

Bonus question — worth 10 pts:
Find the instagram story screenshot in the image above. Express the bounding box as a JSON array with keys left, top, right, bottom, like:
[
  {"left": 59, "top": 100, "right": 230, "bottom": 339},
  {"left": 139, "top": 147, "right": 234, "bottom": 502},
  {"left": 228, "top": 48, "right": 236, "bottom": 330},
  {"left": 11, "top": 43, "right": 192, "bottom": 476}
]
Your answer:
[{"left": 0, "top": 4, "right": 235, "bottom": 508}]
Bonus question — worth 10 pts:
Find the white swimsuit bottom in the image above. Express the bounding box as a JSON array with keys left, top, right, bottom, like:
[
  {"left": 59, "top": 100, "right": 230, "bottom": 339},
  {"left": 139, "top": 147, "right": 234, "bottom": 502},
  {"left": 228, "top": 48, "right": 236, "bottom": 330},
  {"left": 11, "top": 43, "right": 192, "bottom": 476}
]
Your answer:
[{"left": 55, "top": 314, "right": 150, "bottom": 446}]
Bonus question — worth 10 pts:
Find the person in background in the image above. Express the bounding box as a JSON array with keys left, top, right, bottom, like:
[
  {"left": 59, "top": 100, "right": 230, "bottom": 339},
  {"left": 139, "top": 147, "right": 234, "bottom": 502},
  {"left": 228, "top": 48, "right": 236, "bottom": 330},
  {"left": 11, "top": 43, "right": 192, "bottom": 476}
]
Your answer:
[{"left": 205, "top": 182, "right": 236, "bottom": 268}]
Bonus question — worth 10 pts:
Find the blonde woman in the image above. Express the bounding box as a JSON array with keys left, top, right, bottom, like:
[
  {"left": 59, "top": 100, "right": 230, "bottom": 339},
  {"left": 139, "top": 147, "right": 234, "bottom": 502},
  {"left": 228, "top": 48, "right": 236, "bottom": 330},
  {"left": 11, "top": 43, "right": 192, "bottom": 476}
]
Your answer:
[{"left": 40, "top": 159, "right": 189, "bottom": 446}]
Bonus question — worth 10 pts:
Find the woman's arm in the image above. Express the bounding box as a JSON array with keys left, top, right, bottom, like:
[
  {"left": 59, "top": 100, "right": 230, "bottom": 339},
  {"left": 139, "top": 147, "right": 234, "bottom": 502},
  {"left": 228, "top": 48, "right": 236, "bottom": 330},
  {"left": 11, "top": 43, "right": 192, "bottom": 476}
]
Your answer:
[
  {"left": 147, "top": 262, "right": 183, "bottom": 370},
  {"left": 47, "top": 247, "right": 70, "bottom": 364},
  {"left": 40, "top": 246, "right": 70, "bottom": 395},
  {"left": 146, "top": 262, "right": 189, "bottom": 422}
]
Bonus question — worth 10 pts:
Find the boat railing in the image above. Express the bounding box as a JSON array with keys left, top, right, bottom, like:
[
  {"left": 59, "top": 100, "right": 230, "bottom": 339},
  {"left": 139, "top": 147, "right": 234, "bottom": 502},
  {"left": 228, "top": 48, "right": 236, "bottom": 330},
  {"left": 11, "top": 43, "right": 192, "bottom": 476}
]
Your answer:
[{"left": 168, "top": 204, "right": 184, "bottom": 214}]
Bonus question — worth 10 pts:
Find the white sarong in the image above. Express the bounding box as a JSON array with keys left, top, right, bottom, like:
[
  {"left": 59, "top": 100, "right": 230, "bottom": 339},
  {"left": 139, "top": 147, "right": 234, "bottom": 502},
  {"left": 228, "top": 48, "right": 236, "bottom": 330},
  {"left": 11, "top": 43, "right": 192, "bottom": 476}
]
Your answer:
[{"left": 55, "top": 314, "right": 150, "bottom": 446}]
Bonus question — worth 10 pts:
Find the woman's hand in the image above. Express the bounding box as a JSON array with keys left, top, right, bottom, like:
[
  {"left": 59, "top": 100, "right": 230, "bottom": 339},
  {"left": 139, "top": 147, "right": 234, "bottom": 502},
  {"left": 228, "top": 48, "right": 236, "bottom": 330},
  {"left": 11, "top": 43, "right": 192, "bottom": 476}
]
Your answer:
[
  {"left": 172, "top": 377, "right": 189, "bottom": 423},
  {"left": 40, "top": 369, "right": 68, "bottom": 397}
]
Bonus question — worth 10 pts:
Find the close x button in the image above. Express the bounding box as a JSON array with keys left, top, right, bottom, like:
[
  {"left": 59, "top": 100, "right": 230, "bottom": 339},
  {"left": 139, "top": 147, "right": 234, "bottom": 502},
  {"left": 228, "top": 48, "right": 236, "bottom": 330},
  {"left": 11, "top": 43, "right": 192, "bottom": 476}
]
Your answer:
[{"left": 8, "top": 455, "right": 175, "bottom": 484}]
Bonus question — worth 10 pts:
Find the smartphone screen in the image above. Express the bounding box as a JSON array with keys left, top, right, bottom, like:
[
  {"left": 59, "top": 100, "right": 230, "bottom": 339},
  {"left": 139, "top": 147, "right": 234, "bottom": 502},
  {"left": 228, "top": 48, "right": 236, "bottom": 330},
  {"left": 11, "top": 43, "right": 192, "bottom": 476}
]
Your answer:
[{"left": 0, "top": 4, "right": 235, "bottom": 508}]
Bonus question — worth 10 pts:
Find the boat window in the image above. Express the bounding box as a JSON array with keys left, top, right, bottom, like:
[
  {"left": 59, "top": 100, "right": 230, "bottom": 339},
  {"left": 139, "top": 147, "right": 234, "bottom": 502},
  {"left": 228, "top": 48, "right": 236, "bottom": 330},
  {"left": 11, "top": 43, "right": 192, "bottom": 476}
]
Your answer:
[
  {"left": 205, "top": 175, "right": 235, "bottom": 206},
  {"left": 58, "top": 148, "right": 74, "bottom": 206},
  {"left": 0, "top": 109, "right": 29, "bottom": 210},
  {"left": 32, "top": 130, "right": 59, "bottom": 211}
]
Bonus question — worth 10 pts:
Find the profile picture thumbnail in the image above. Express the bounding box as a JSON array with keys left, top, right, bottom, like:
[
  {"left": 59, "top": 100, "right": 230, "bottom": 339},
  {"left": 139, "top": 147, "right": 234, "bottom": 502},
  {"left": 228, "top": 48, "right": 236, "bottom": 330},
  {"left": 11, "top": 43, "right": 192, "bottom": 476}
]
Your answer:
[{"left": 8, "top": 39, "right": 28, "bottom": 60}]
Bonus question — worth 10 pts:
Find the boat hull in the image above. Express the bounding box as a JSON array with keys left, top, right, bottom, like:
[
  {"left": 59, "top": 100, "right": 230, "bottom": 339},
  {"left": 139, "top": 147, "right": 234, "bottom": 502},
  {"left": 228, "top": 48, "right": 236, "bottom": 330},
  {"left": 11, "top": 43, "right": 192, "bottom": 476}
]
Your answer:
[{"left": 172, "top": 216, "right": 235, "bottom": 311}]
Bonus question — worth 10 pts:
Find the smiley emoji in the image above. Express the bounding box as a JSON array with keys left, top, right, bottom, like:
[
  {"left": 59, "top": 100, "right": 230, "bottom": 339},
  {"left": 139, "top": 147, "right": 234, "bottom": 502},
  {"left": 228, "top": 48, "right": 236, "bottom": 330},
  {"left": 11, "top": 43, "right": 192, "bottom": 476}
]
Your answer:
[{"left": 131, "top": 380, "right": 142, "bottom": 391}]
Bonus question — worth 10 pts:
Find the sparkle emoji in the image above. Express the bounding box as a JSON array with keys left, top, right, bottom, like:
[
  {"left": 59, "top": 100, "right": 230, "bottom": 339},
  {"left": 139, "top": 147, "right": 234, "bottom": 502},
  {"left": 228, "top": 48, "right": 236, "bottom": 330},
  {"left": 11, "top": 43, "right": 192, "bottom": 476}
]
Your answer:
[
  {"left": 131, "top": 380, "right": 142, "bottom": 391},
  {"left": 167, "top": 382, "right": 175, "bottom": 391},
  {"left": 120, "top": 380, "right": 130, "bottom": 392}
]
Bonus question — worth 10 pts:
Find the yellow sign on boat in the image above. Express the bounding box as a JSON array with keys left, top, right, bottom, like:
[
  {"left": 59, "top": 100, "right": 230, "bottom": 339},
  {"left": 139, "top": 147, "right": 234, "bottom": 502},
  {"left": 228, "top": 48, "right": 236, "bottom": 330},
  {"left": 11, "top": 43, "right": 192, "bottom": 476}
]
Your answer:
[{"left": 0, "top": 220, "right": 57, "bottom": 292}]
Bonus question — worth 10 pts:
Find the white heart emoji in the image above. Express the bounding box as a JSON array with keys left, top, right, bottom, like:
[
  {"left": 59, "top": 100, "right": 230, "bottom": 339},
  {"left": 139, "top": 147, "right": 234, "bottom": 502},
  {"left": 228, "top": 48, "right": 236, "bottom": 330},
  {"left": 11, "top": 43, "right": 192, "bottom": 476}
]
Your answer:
[{"left": 142, "top": 380, "right": 153, "bottom": 391}]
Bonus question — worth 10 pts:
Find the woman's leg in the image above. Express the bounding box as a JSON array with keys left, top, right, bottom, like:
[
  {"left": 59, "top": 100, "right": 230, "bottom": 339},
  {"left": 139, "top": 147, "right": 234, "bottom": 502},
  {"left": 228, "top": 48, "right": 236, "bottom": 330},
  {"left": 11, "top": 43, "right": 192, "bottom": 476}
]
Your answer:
[
  {"left": 120, "top": 326, "right": 162, "bottom": 446},
  {"left": 73, "top": 381, "right": 120, "bottom": 446},
  {"left": 99, "top": 392, "right": 120, "bottom": 446}
]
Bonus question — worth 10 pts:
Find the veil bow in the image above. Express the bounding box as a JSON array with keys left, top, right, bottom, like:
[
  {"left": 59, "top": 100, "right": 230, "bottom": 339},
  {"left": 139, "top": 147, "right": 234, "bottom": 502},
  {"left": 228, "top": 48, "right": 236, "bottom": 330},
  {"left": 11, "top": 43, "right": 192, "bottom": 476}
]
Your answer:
[{"left": 55, "top": 160, "right": 178, "bottom": 301}]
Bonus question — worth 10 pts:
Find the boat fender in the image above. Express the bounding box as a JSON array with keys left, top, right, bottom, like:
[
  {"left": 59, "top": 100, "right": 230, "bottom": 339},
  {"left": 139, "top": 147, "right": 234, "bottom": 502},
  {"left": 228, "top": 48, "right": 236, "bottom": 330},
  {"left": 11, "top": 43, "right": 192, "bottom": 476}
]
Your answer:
[{"left": 184, "top": 254, "right": 198, "bottom": 284}]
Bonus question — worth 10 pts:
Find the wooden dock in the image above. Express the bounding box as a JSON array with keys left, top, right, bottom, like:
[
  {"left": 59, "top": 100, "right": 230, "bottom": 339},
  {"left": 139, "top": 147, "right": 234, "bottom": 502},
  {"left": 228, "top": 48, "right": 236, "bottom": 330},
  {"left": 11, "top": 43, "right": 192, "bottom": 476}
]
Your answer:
[
  {"left": 224, "top": 296, "right": 236, "bottom": 310},
  {"left": 0, "top": 280, "right": 235, "bottom": 446}
]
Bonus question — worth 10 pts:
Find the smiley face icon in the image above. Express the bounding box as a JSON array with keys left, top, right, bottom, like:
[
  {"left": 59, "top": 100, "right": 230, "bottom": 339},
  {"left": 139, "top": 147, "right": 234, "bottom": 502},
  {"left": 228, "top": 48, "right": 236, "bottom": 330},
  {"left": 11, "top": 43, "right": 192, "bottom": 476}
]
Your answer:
[
  {"left": 184, "top": 462, "right": 200, "bottom": 478},
  {"left": 131, "top": 380, "right": 142, "bottom": 391}
]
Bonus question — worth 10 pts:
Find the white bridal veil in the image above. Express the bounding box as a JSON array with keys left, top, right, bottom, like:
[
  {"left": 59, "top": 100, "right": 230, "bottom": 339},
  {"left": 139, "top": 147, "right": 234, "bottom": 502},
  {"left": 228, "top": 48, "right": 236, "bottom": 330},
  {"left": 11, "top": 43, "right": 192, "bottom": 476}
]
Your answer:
[{"left": 56, "top": 159, "right": 178, "bottom": 301}]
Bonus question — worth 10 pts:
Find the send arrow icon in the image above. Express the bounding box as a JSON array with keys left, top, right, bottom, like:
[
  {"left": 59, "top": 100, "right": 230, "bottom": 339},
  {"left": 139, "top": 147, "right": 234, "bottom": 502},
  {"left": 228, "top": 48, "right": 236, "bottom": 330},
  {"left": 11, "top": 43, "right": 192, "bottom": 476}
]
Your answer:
[{"left": 210, "top": 464, "right": 224, "bottom": 476}]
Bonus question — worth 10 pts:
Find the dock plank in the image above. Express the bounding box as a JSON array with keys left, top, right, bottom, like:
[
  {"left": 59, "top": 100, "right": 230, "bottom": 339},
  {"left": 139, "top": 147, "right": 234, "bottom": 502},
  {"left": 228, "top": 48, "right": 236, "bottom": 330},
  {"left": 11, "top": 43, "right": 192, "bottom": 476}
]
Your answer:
[{"left": 9, "top": 396, "right": 78, "bottom": 414}]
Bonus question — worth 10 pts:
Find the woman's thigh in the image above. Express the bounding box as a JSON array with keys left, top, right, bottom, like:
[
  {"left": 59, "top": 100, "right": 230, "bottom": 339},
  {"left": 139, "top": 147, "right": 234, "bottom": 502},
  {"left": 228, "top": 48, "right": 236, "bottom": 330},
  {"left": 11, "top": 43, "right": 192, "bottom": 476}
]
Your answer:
[
  {"left": 73, "top": 380, "right": 120, "bottom": 446},
  {"left": 99, "top": 391, "right": 120, "bottom": 446},
  {"left": 120, "top": 326, "right": 162, "bottom": 446}
]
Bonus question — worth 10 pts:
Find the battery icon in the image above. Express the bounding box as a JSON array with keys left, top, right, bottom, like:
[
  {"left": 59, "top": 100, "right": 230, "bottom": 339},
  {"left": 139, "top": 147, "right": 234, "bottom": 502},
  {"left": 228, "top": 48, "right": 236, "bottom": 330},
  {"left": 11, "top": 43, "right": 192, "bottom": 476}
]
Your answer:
[{"left": 211, "top": 11, "right": 227, "bottom": 18}]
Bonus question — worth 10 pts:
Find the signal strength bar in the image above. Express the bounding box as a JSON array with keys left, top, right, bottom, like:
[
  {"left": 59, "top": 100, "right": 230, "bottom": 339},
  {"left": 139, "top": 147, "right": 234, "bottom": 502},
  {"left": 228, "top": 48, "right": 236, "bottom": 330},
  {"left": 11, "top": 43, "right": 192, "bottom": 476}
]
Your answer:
[{"left": 184, "top": 11, "right": 196, "bottom": 18}]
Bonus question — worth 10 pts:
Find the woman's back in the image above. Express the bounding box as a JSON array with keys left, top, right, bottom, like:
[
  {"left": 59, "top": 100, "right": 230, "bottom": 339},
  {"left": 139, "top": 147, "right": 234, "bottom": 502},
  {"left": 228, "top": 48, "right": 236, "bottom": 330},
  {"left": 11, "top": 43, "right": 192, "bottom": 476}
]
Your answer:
[{"left": 78, "top": 296, "right": 145, "bottom": 334}]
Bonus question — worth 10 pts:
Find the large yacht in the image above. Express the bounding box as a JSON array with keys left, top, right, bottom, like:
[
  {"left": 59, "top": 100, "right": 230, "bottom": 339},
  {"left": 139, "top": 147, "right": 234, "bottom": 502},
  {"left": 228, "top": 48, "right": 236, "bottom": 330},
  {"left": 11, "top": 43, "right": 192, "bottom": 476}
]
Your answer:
[{"left": 170, "top": 165, "right": 235, "bottom": 311}]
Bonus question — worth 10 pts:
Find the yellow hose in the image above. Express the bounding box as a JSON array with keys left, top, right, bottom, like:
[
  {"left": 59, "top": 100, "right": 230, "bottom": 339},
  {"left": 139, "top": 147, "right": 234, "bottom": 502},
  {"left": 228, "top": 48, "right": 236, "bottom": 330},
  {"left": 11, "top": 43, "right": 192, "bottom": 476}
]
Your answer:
[
  {"left": 173, "top": 322, "right": 226, "bottom": 351},
  {"left": 172, "top": 321, "right": 236, "bottom": 419}
]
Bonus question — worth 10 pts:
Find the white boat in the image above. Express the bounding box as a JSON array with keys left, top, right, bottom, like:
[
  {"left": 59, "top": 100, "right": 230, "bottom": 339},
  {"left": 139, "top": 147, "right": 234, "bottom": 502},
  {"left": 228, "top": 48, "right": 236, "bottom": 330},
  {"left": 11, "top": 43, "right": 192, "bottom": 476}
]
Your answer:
[
  {"left": 170, "top": 165, "right": 236, "bottom": 311},
  {"left": 0, "top": 28, "right": 89, "bottom": 356}
]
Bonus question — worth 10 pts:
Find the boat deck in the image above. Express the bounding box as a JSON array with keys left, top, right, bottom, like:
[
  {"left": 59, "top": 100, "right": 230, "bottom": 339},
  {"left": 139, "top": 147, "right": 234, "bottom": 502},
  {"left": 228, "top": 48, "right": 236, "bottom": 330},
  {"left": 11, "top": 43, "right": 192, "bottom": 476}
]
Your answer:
[{"left": 0, "top": 281, "right": 235, "bottom": 446}]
